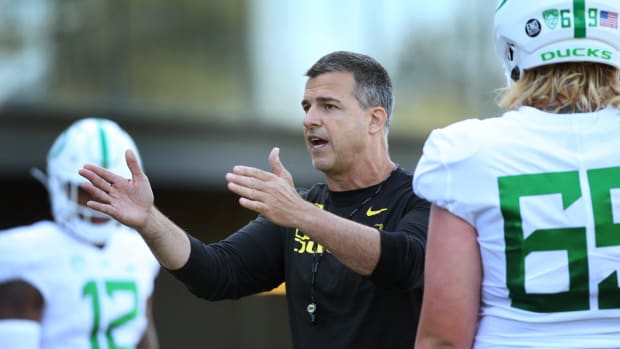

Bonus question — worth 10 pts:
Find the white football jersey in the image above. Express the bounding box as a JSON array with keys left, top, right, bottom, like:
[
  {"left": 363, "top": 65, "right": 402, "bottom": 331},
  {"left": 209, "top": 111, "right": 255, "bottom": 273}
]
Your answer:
[
  {"left": 0, "top": 220, "right": 160, "bottom": 349},
  {"left": 414, "top": 106, "right": 620, "bottom": 348}
]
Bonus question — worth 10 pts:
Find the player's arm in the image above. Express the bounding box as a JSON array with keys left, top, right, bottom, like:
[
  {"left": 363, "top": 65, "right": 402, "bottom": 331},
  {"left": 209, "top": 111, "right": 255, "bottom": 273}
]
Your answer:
[
  {"left": 0, "top": 280, "right": 44, "bottom": 349},
  {"left": 415, "top": 205, "right": 481, "bottom": 349},
  {"left": 137, "top": 295, "right": 159, "bottom": 349}
]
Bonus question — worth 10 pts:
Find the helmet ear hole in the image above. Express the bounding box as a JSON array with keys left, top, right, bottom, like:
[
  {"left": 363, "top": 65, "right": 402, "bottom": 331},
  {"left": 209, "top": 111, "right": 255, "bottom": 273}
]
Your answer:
[
  {"left": 510, "top": 67, "right": 521, "bottom": 81},
  {"left": 506, "top": 45, "right": 515, "bottom": 62}
]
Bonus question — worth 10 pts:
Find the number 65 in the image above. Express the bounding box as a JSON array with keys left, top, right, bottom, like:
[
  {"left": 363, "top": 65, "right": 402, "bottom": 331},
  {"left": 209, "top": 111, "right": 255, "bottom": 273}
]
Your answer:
[{"left": 499, "top": 167, "right": 620, "bottom": 313}]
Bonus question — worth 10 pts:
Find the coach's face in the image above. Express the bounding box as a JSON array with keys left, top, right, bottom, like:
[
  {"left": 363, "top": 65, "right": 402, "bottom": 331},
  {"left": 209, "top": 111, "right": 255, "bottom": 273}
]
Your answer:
[{"left": 301, "top": 72, "right": 370, "bottom": 176}]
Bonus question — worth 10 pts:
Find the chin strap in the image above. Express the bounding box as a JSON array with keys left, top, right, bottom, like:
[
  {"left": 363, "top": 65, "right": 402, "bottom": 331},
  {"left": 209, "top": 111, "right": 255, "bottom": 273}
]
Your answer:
[{"left": 0, "top": 319, "right": 41, "bottom": 349}]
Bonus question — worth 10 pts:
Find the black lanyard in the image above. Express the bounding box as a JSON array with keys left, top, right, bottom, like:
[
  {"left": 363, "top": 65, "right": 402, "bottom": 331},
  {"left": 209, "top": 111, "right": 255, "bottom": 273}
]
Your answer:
[{"left": 306, "top": 169, "right": 395, "bottom": 324}]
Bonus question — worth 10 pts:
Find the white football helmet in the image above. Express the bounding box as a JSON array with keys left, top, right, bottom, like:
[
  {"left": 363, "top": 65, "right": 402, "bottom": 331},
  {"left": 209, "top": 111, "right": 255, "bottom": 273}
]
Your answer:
[
  {"left": 46, "top": 118, "right": 141, "bottom": 245},
  {"left": 495, "top": 0, "right": 620, "bottom": 82}
]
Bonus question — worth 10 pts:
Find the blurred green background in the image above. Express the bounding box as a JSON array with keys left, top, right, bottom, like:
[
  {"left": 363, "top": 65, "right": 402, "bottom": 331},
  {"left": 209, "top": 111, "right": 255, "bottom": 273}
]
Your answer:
[{"left": 0, "top": 1, "right": 504, "bottom": 348}]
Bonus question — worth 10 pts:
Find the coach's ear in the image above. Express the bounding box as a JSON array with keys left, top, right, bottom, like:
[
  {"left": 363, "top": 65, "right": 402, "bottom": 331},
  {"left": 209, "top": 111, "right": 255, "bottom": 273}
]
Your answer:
[{"left": 368, "top": 106, "right": 387, "bottom": 135}]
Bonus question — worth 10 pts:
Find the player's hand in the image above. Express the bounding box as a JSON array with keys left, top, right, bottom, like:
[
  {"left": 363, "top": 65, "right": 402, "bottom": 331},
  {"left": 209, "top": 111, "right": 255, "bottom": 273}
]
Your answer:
[
  {"left": 226, "top": 147, "right": 310, "bottom": 227},
  {"left": 79, "top": 149, "right": 154, "bottom": 230}
]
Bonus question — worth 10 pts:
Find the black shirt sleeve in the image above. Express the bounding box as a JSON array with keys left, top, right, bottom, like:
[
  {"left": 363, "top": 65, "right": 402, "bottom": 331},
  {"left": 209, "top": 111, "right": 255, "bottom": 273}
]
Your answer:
[
  {"left": 167, "top": 215, "right": 285, "bottom": 300},
  {"left": 366, "top": 170, "right": 430, "bottom": 290},
  {"left": 369, "top": 198, "right": 429, "bottom": 289}
]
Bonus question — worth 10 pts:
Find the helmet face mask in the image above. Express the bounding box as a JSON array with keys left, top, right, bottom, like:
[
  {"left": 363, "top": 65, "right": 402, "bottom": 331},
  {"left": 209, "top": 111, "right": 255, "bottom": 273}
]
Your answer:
[
  {"left": 494, "top": 0, "right": 620, "bottom": 83},
  {"left": 46, "top": 118, "right": 141, "bottom": 245}
]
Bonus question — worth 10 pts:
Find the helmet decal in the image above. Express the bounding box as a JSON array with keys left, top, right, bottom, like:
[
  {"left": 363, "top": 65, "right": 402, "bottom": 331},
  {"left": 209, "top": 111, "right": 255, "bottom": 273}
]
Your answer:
[
  {"left": 543, "top": 10, "right": 560, "bottom": 30},
  {"left": 525, "top": 19, "right": 542, "bottom": 38},
  {"left": 96, "top": 119, "right": 110, "bottom": 168},
  {"left": 600, "top": 10, "right": 618, "bottom": 29},
  {"left": 494, "top": 0, "right": 620, "bottom": 82},
  {"left": 574, "top": 0, "right": 586, "bottom": 38}
]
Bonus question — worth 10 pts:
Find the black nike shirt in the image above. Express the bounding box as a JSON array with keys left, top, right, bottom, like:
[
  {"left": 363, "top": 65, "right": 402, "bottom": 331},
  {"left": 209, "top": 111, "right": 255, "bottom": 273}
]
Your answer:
[{"left": 170, "top": 167, "right": 429, "bottom": 349}]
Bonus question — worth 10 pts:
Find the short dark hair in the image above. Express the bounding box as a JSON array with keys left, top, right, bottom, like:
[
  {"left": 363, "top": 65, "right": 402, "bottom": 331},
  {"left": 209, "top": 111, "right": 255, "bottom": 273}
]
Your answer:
[{"left": 305, "top": 51, "right": 395, "bottom": 125}]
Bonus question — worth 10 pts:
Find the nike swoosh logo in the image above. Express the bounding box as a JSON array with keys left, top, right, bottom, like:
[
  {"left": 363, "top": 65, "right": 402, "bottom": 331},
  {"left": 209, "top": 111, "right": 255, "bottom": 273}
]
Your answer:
[{"left": 366, "top": 207, "right": 388, "bottom": 217}]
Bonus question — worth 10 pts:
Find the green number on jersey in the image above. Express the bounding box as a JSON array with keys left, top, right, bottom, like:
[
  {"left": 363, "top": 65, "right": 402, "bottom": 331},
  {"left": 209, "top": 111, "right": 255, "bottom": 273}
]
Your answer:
[
  {"left": 588, "top": 167, "right": 620, "bottom": 309},
  {"left": 83, "top": 280, "right": 139, "bottom": 349},
  {"left": 498, "top": 167, "right": 620, "bottom": 312}
]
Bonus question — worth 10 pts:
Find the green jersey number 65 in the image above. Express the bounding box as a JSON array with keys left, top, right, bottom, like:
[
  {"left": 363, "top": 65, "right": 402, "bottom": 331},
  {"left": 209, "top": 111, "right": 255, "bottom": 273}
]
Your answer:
[{"left": 499, "top": 167, "right": 620, "bottom": 313}]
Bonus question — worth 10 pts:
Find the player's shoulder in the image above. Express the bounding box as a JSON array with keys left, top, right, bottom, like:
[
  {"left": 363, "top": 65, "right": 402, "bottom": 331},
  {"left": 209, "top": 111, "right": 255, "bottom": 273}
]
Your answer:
[
  {"left": 414, "top": 116, "right": 502, "bottom": 204},
  {"left": 110, "top": 225, "right": 143, "bottom": 240},
  {"left": 109, "top": 226, "right": 151, "bottom": 252},
  {"left": 0, "top": 220, "right": 68, "bottom": 268},
  {"left": 423, "top": 114, "right": 512, "bottom": 163},
  {"left": 427, "top": 117, "right": 490, "bottom": 147},
  {"left": 108, "top": 227, "right": 159, "bottom": 268},
  {"left": 0, "top": 220, "right": 64, "bottom": 248}
]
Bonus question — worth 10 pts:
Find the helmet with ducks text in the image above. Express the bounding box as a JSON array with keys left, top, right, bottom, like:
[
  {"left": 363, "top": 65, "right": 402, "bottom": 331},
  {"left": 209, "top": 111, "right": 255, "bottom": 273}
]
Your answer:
[{"left": 494, "top": 0, "right": 620, "bottom": 82}]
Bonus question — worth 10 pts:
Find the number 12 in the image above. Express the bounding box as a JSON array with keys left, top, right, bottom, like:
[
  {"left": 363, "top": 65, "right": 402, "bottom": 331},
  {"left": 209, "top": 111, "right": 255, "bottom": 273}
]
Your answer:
[{"left": 83, "top": 280, "right": 139, "bottom": 349}]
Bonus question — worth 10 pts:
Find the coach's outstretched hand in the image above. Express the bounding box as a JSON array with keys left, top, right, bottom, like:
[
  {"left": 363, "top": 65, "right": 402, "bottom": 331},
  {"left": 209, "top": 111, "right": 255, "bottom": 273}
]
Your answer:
[
  {"left": 79, "top": 149, "right": 154, "bottom": 231},
  {"left": 226, "top": 147, "right": 312, "bottom": 228}
]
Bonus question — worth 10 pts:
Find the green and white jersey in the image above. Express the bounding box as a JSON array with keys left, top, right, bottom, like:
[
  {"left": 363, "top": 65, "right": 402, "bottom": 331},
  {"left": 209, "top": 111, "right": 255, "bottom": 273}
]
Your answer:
[
  {"left": 413, "top": 107, "right": 620, "bottom": 348},
  {"left": 0, "top": 220, "right": 160, "bottom": 349}
]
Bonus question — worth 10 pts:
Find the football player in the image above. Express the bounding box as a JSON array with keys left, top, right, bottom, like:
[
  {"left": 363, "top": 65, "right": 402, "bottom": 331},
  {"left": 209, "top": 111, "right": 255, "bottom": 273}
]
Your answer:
[
  {"left": 0, "top": 118, "right": 160, "bottom": 349},
  {"left": 414, "top": 0, "right": 620, "bottom": 348}
]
